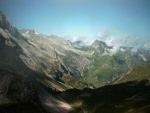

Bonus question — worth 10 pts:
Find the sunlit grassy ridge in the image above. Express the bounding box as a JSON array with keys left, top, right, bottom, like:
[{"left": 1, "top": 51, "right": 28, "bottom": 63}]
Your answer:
[{"left": 113, "top": 64, "right": 150, "bottom": 84}]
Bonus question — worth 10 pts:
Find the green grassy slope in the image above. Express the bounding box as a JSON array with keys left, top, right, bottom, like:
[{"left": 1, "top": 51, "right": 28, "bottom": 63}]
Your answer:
[
  {"left": 84, "top": 51, "right": 129, "bottom": 87},
  {"left": 113, "top": 64, "right": 150, "bottom": 84},
  {"left": 62, "top": 74, "right": 94, "bottom": 89}
]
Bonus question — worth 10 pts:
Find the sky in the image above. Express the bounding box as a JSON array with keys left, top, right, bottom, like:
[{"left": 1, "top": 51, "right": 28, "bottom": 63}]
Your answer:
[{"left": 0, "top": 0, "right": 150, "bottom": 48}]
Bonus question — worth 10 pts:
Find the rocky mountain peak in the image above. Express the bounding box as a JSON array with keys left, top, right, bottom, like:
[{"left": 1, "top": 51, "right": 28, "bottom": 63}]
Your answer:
[
  {"left": 0, "top": 11, "right": 25, "bottom": 40},
  {"left": 91, "top": 40, "right": 109, "bottom": 54},
  {"left": 91, "top": 40, "right": 107, "bottom": 49},
  {"left": 0, "top": 11, "right": 11, "bottom": 30},
  {"left": 20, "top": 29, "right": 40, "bottom": 36}
]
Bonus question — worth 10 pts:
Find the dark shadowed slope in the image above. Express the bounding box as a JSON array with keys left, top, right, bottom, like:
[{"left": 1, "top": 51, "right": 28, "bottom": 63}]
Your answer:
[
  {"left": 59, "top": 64, "right": 150, "bottom": 113},
  {"left": 59, "top": 80, "right": 150, "bottom": 113},
  {"left": 0, "top": 11, "right": 73, "bottom": 113}
]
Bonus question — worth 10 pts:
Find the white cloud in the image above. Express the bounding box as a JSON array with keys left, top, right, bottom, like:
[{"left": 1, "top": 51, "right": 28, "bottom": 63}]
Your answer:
[
  {"left": 105, "top": 37, "right": 115, "bottom": 46},
  {"left": 107, "top": 34, "right": 143, "bottom": 48},
  {"left": 96, "top": 29, "right": 146, "bottom": 49},
  {"left": 71, "top": 36, "right": 80, "bottom": 42},
  {"left": 66, "top": 35, "right": 94, "bottom": 46},
  {"left": 119, "top": 35, "right": 141, "bottom": 47},
  {"left": 65, "top": 30, "right": 149, "bottom": 49},
  {"left": 86, "top": 39, "right": 95, "bottom": 45},
  {"left": 96, "top": 28, "right": 143, "bottom": 47},
  {"left": 97, "top": 29, "right": 110, "bottom": 39},
  {"left": 96, "top": 29, "right": 116, "bottom": 46},
  {"left": 143, "top": 43, "right": 150, "bottom": 50},
  {"left": 110, "top": 46, "right": 119, "bottom": 53}
]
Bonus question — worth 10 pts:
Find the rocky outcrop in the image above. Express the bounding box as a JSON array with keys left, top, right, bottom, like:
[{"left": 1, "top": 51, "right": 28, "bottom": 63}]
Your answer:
[
  {"left": 0, "top": 69, "right": 36, "bottom": 103},
  {"left": 91, "top": 40, "right": 108, "bottom": 53}
]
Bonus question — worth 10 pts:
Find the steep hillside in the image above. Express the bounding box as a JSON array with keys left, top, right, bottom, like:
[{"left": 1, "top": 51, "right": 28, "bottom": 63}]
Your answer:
[
  {"left": 113, "top": 64, "right": 150, "bottom": 84},
  {"left": 0, "top": 10, "right": 92, "bottom": 91},
  {"left": 20, "top": 29, "right": 93, "bottom": 77},
  {"left": 0, "top": 11, "right": 73, "bottom": 113}
]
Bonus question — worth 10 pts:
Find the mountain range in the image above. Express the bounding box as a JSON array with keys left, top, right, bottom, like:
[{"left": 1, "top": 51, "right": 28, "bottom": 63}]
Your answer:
[
  {"left": 19, "top": 28, "right": 150, "bottom": 87},
  {"left": 0, "top": 11, "right": 150, "bottom": 113}
]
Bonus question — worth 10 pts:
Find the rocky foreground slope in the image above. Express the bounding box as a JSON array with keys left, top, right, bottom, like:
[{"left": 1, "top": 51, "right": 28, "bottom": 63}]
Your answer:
[{"left": 0, "top": 11, "right": 73, "bottom": 113}]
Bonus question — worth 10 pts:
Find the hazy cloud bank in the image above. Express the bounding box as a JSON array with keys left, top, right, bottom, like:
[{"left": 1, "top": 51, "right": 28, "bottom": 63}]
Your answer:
[{"left": 97, "top": 29, "right": 149, "bottom": 50}]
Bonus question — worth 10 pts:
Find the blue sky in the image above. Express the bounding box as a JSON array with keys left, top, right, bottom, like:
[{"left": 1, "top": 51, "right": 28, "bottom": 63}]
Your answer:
[{"left": 0, "top": 0, "right": 150, "bottom": 47}]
